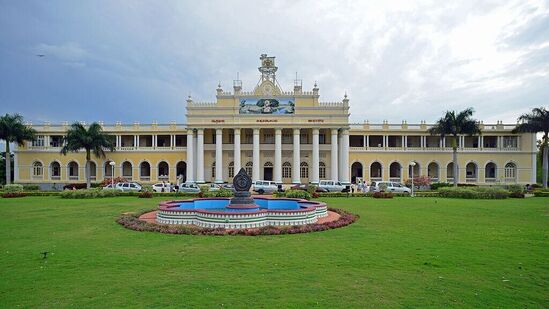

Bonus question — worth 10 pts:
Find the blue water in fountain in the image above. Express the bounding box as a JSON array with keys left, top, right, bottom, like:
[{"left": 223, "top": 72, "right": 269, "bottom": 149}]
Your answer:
[{"left": 176, "top": 198, "right": 302, "bottom": 212}]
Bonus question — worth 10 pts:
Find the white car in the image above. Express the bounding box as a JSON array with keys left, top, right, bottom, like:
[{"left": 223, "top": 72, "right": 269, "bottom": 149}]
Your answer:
[
  {"left": 115, "top": 182, "right": 142, "bottom": 192},
  {"left": 208, "top": 184, "right": 221, "bottom": 192},
  {"left": 178, "top": 183, "right": 201, "bottom": 193},
  {"left": 252, "top": 180, "right": 279, "bottom": 194},
  {"left": 152, "top": 183, "right": 172, "bottom": 193},
  {"left": 318, "top": 180, "right": 347, "bottom": 192},
  {"left": 369, "top": 181, "right": 411, "bottom": 194}
]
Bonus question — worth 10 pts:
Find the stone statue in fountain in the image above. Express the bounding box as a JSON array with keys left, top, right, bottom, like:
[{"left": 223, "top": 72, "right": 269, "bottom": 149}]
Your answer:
[{"left": 228, "top": 168, "right": 256, "bottom": 208}]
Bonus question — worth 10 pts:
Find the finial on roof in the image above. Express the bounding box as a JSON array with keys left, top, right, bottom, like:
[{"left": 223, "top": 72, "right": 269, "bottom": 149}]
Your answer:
[
  {"left": 344, "top": 91, "right": 347, "bottom": 99},
  {"left": 314, "top": 81, "right": 318, "bottom": 88}
]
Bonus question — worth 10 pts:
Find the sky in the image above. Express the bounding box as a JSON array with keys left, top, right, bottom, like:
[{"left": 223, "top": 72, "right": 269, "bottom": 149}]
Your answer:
[{"left": 0, "top": 0, "right": 548, "bottom": 126}]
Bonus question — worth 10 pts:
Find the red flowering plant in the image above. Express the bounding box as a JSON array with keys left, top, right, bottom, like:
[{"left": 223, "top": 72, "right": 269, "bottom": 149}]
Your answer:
[
  {"left": 100, "top": 177, "right": 128, "bottom": 187},
  {"left": 405, "top": 176, "right": 432, "bottom": 189}
]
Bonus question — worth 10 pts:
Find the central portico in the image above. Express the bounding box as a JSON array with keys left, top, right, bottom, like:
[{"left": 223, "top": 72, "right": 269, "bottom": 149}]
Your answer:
[{"left": 185, "top": 54, "right": 350, "bottom": 185}]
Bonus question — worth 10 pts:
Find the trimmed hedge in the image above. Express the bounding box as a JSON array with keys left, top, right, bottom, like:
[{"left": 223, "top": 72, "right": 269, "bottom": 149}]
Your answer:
[
  {"left": 22, "top": 185, "right": 40, "bottom": 191},
  {"left": 275, "top": 189, "right": 312, "bottom": 200},
  {"left": 4, "top": 184, "right": 23, "bottom": 193},
  {"left": 2, "top": 192, "right": 26, "bottom": 198},
  {"left": 61, "top": 188, "right": 120, "bottom": 199},
  {"left": 117, "top": 207, "right": 359, "bottom": 236},
  {"left": 414, "top": 191, "right": 440, "bottom": 197},
  {"left": 438, "top": 187, "right": 509, "bottom": 199},
  {"left": 533, "top": 190, "right": 549, "bottom": 197}
]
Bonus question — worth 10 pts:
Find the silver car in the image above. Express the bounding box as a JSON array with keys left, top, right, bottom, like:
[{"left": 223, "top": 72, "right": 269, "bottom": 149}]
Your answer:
[
  {"left": 252, "top": 180, "right": 278, "bottom": 194},
  {"left": 369, "top": 181, "right": 411, "bottom": 193},
  {"left": 115, "top": 182, "right": 142, "bottom": 192},
  {"left": 178, "top": 183, "right": 201, "bottom": 193}
]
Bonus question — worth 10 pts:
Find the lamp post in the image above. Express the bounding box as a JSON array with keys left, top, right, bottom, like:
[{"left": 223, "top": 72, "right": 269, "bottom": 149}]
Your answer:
[
  {"left": 109, "top": 161, "right": 115, "bottom": 188},
  {"left": 410, "top": 161, "right": 416, "bottom": 197}
]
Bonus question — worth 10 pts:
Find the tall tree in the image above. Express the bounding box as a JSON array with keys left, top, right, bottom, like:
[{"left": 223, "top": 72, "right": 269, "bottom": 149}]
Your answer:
[
  {"left": 61, "top": 122, "right": 115, "bottom": 189},
  {"left": 512, "top": 107, "right": 549, "bottom": 188},
  {"left": 428, "top": 108, "right": 481, "bottom": 187},
  {"left": 0, "top": 114, "right": 36, "bottom": 184}
]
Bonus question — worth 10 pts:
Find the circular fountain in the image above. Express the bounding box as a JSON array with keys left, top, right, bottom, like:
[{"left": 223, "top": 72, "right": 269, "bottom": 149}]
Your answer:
[{"left": 156, "top": 168, "right": 328, "bottom": 229}]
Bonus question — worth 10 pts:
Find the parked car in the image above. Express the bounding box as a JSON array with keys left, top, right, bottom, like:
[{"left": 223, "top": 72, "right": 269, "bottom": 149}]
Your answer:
[
  {"left": 252, "top": 180, "right": 279, "bottom": 194},
  {"left": 152, "top": 182, "right": 172, "bottom": 193},
  {"left": 221, "top": 184, "right": 235, "bottom": 192},
  {"left": 208, "top": 183, "right": 221, "bottom": 191},
  {"left": 290, "top": 184, "right": 327, "bottom": 193},
  {"left": 115, "top": 182, "right": 142, "bottom": 192},
  {"left": 369, "top": 181, "right": 411, "bottom": 193},
  {"left": 178, "top": 183, "right": 201, "bottom": 193},
  {"left": 102, "top": 183, "right": 116, "bottom": 189},
  {"left": 318, "top": 180, "right": 347, "bottom": 192}
]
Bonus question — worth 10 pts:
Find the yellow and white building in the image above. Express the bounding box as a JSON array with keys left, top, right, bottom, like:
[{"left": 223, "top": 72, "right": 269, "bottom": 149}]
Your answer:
[{"left": 15, "top": 54, "right": 537, "bottom": 189}]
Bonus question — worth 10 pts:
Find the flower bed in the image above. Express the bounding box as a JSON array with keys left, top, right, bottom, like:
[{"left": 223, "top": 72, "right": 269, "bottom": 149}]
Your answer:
[{"left": 117, "top": 207, "right": 358, "bottom": 236}]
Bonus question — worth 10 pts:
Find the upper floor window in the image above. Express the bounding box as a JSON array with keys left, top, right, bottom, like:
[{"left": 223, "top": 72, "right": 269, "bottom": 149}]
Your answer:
[
  {"left": 319, "top": 133, "right": 326, "bottom": 144},
  {"left": 503, "top": 136, "right": 518, "bottom": 148},
  {"left": 32, "top": 135, "right": 45, "bottom": 147}
]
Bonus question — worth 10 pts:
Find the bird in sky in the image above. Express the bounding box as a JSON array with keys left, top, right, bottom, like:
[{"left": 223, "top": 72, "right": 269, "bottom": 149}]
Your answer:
[{"left": 36, "top": 54, "right": 45, "bottom": 57}]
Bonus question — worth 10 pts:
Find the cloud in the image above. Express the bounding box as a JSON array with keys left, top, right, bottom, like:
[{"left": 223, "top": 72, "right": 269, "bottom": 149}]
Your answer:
[{"left": 0, "top": 0, "right": 547, "bottom": 125}]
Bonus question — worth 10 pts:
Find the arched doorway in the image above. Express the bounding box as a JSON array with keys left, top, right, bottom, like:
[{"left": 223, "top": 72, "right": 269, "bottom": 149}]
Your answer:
[
  {"left": 466, "top": 162, "right": 477, "bottom": 182},
  {"left": 89, "top": 161, "right": 97, "bottom": 181},
  {"left": 408, "top": 162, "right": 420, "bottom": 178},
  {"left": 263, "top": 162, "right": 273, "bottom": 181},
  {"left": 485, "top": 162, "right": 496, "bottom": 182},
  {"left": 176, "top": 161, "right": 186, "bottom": 183},
  {"left": 122, "top": 161, "right": 133, "bottom": 179},
  {"left": 427, "top": 162, "right": 439, "bottom": 181},
  {"left": 140, "top": 161, "right": 151, "bottom": 181},
  {"left": 370, "top": 162, "right": 382, "bottom": 181},
  {"left": 158, "top": 161, "right": 169, "bottom": 181},
  {"left": 389, "top": 162, "right": 402, "bottom": 182},
  {"left": 447, "top": 162, "right": 455, "bottom": 182},
  {"left": 351, "top": 162, "right": 363, "bottom": 184}
]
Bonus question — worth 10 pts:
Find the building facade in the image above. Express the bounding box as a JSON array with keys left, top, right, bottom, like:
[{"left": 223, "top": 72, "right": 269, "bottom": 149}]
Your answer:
[{"left": 15, "top": 55, "right": 537, "bottom": 189}]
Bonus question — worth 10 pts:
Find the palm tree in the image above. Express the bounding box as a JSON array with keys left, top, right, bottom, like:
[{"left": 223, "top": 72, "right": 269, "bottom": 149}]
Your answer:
[
  {"left": 512, "top": 107, "right": 549, "bottom": 188},
  {"left": 61, "top": 122, "right": 115, "bottom": 189},
  {"left": 428, "top": 108, "right": 481, "bottom": 187},
  {"left": 0, "top": 114, "right": 36, "bottom": 184}
]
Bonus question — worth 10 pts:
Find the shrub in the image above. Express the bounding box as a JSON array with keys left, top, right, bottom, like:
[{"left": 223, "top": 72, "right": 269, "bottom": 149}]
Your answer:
[
  {"left": 438, "top": 187, "right": 508, "bottom": 199},
  {"left": 22, "top": 184, "right": 40, "bottom": 191},
  {"left": 61, "top": 188, "right": 120, "bottom": 199},
  {"left": 62, "top": 183, "right": 87, "bottom": 190},
  {"left": 414, "top": 191, "right": 440, "bottom": 197},
  {"left": 505, "top": 184, "right": 524, "bottom": 194},
  {"left": 405, "top": 176, "right": 432, "bottom": 187},
  {"left": 372, "top": 191, "right": 394, "bottom": 199},
  {"left": 284, "top": 189, "right": 311, "bottom": 200},
  {"left": 509, "top": 192, "right": 525, "bottom": 198},
  {"left": 2, "top": 192, "right": 26, "bottom": 198},
  {"left": 4, "top": 184, "right": 24, "bottom": 193},
  {"left": 138, "top": 191, "right": 153, "bottom": 198},
  {"left": 430, "top": 182, "right": 452, "bottom": 190}
]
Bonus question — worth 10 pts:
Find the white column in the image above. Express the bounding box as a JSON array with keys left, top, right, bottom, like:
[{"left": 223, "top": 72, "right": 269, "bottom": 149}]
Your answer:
[
  {"left": 13, "top": 144, "right": 19, "bottom": 182},
  {"left": 331, "top": 129, "right": 339, "bottom": 181},
  {"left": 311, "top": 128, "right": 320, "bottom": 184},
  {"left": 234, "top": 129, "right": 241, "bottom": 174},
  {"left": 133, "top": 135, "right": 137, "bottom": 148},
  {"left": 402, "top": 136, "right": 405, "bottom": 148},
  {"left": 252, "top": 128, "right": 260, "bottom": 182},
  {"left": 292, "top": 128, "right": 301, "bottom": 184},
  {"left": 338, "top": 132, "right": 343, "bottom": 181},
  {"left": 341, "top": 129, "right": 350, "bottom": 184},
  {"left": 115, "top": 135, "right": 120, "bottom": 148},
  {"left": 196, "top": 129, "right": 204, "bottom": 183},
  {"left": 215, "top": 129, "right": 223, "bottom": 183},
  {"left": 186, "top": 130, "right": 194, "bottom": 183},
  {"left": 531, "top": 133, "right": 537, "bottom": 183},
  {"left": 274, "top": 128, "right": 282, "bottom": 184},
  {"left": 136, "top": 135, "right": 140, "bottom": 148},
  {"left": 366, "top": 135, "right": 369, "bottom": 148}
]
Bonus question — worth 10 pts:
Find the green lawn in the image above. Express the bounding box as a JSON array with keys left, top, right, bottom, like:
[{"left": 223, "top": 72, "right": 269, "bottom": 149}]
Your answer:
[{"left": 0, "top": 196, "right": 547, "bottom": 308}]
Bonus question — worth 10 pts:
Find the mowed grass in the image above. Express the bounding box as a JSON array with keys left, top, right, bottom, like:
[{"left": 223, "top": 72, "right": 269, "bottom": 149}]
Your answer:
[{"left": 0, "top": 196, "right": 547, "bottom": 308}]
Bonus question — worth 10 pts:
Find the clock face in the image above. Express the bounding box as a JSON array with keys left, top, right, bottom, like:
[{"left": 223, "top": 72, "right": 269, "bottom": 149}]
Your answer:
[
  {"left": 263, "top": 59, "right": 273, "bottom": 67},
  {"left": 262, "top": 83, "right": 273, "bottom": 95}
]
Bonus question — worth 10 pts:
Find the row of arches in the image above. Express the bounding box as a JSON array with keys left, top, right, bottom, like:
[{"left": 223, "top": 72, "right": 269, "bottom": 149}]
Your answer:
[
  {"left": 351, "top": 161, "right": 517, "bottom": 183},
  {"left": 31, "top": 160, "right": 188, "bottom": 181}
]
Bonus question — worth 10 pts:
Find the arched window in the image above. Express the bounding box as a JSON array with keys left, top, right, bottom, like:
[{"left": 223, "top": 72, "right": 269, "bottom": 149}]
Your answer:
[
  {"left": 282, "top": 162, "right": 292, "bottom": 178},
  {"left": 68, "top": 161, "right": 79, "bottom": 180},
  {"left": 122, "top": 161, "right": 133, "bottom": 178},
  {"left": 139, "top": 161, "right": 151, "bottom": 180},
  {"left": 485, "top": 162, "right": 497, "bottom": 181},
  {"left": 319, "top": 162, "right": 326, "bottom": 179},
  {"left": 300, "top": 162, "right": 309, "bottom": 178},
  {"left": 228, "top": 161, "right": 235, "bottom": 178},
  {"left": 370, "top": 162, "right": 382, "bottom": 179},
  {"left": 408, "top": 162, "right": 420, "bottom": 178},
  {"left": 32, "top": 161, "right": 43, "bottom": 178},
  {"left": 158, "top": 161, "right": 169, "bottom": 180},
  {"left": 505, "top": 162, "right": 516, "bottom": 181},
  {"left": 89, "top": 161, "right": 97, "bottom": 180},
  {"left": 245, "top": 162, "right": 253, "bottom": 177},
  {"left": 104, "top": 161, "right": 113, "bottom": 177},
  {"left": 427, "top": 162, "right": 439, "bottom": 180},
  {"left": 466, "top": 162, "right": 477, "bottom": 182},
  {"left": 50, "top": 161, "right": 61, "bottom": 180},
  {"left": 211, "top": 162, "right": 216, "bottom": 179},
  {"left": 447, "top": 162, "right": 455, "bottom": 181},
  {"left": 389, "top": 162, "right": 402, "bottom": 181}
]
